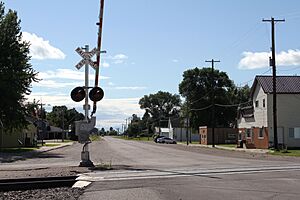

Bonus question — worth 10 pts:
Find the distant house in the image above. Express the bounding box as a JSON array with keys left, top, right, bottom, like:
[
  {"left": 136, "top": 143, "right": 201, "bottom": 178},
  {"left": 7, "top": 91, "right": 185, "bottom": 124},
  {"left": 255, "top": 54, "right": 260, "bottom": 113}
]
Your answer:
[
  {"left": 199, "top": 126, "right": 238, "bottom": 145},
  {"left": 155, "top": 118, "right": 175, "bottom": 139},
  {"left": 155, "top": 118, "right": 200, "bottom": 142},
  {"left": 0, "top": 117, "right": 37, "bottom": 148},
  {"left": 237, "top": 75, "right": 300, "bottom": 149}
]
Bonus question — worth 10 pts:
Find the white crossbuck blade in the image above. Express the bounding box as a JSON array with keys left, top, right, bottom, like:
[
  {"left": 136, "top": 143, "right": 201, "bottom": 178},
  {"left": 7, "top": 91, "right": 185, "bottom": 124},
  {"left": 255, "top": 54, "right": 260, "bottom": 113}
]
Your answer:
[{"left": 75, "top": 47, "right": 98, "bottom": 70}]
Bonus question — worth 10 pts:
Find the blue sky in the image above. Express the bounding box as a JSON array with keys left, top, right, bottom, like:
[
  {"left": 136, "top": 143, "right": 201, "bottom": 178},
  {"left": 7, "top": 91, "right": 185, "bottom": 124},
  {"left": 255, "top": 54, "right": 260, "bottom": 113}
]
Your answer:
[{"left": 4, "top": 0, "right": 300, "bottom": 129}]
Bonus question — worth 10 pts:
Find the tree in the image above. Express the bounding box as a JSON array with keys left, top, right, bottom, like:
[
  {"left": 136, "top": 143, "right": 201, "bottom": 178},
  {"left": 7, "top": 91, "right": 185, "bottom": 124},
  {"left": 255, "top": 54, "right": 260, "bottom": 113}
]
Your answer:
[
  {"left": 46, "top": 106, "right": 84, "bottom": 130},
  {"left": 99, "top": 127, "right": 106, "bottom": 135},
  {"left": 0, "top": 2, "right": 38, "bottom": 130},
  {"left": 108, "top": 127, "right": 118, "bottom": 135},
  {"left": 126, "top": 114, "right": 142, "bottom": 137},
  {"left": 139, "top": 91, "right": 181, "bottom": 129},
  {"left": 179, "top": 67, "right": 237, "bottom": 128}
]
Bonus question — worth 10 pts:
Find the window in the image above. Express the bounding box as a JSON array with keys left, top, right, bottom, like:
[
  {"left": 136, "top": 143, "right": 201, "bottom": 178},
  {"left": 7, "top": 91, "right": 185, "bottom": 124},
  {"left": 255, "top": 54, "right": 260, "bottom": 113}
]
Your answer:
[
  {"left": 255, "top": 100, "right": 259, "bottom": 107},
  {"left": 259, "top": 128, "right": 264, "bottom": 138},
  {"left": 289, "top": 128, "right": 300, "bottom": 139},
  {"left": 263, "top": 99, "right": 265, "bottom": 107},
  {"left": 246, "top": 129, "right": 252, "bottom": 138}
]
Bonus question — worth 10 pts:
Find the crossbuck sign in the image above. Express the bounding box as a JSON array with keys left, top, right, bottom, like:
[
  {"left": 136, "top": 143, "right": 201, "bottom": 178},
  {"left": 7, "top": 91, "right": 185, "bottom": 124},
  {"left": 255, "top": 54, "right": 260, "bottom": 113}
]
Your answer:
[{"left": 75, "top": 47, "right": 98, "bottom": 70}]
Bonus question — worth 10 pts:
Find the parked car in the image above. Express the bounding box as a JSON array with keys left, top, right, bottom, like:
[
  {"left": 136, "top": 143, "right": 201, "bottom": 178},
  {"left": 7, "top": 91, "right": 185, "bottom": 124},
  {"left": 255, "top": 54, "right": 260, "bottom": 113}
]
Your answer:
[
  {"left": 154, "top": 135, "right": 165, "bottom": 143},
  {"left": 157, "top": 137, "right": 177, "bottom": 144}
]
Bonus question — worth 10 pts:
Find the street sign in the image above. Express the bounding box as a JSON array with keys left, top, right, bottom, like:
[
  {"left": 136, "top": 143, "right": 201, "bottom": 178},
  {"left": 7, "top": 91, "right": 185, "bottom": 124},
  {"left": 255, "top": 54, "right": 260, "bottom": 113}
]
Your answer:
[{"left": 75, "top": 47, "right": 98, "bottom": 70}]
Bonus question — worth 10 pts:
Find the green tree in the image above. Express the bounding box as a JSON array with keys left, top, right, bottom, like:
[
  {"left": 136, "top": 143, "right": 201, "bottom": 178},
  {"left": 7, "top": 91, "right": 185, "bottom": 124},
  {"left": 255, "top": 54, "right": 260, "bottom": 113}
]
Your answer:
[
  {"left": 108, "top": 127, "right": 118, "bottom": 135},
  {"left": 0, "top": 2, "right": 38, "bottom": 130},
  {"left": 139, "top": 91, "right": 181, "bottom": 128},
  {"left": 99, "top": 127, "right": 106, "bottom": 135},
  {"left": 127, "top": 114, "right": 141, "bottom": 138},
  {"left": 46, "top": 106, "right": 84, "bottom": 130},
  {"left": 179, "top": 67, "right": 237, "bottom": 128}
]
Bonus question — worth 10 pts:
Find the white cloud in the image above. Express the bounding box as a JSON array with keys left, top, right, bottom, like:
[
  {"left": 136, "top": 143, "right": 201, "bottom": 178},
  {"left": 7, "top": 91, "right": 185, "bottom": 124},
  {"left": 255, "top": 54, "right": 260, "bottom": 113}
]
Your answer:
[
  {"left": 33, "top": 69, "right": 110, "bottom": 89},
  {"left": 101, "top": 62, "right": 110, "bottom": 68},
  {"left": 239, "top": 49, "right": 300, "bottom": 70},
  {"left": 108, "top": 82, "right": 115, "bottom": 86},
  {"left": 22, "top": 32, "right": 66, "bottom": 60},
  {"left": 113, "top": 54, "right": 128, "bottom": 60},
  {"left": 38, "top": 68, "right": 110, "bottom": 81},
  {"left": 114, "top": 86, "right": 147, "bottom": 90},
  {"left": 26, "top": 93, "right": 144, "bottom": 129},
  {"left": 32, "top": 80, "right": 79, "bottom": 88},
  {"left": 172, "top": 59, "right": 179, "bottom": 63},
  {"left": 105, "top": 53, "right": 128, "bottom": 64}
]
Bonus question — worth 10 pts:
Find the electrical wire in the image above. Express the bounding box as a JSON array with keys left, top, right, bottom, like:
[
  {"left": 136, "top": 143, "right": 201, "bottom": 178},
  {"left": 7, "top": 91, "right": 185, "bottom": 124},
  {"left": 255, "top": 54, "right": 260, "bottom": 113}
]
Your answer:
[{"left": 190, "top": 104, "right": 212, "bottom": 111}]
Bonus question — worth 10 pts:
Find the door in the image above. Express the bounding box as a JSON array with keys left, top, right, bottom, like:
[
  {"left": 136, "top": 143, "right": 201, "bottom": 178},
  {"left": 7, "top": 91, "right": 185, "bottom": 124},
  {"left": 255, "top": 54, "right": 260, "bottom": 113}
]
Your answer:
[{"left": 277, "top": 127, "right": 284, "bottom": 144}]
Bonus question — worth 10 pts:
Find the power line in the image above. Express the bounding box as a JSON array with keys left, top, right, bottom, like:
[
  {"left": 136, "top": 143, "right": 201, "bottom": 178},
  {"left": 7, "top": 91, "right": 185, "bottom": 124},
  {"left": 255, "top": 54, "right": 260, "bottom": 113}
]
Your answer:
[
  {"left": 236, "top": 68, "right": 272, "bottom": 87},
  {"left": 190, "top": 104, "right": 213, "bottom": 111},
  {"left": 215, "top": 100, "right": 252, "bottom": 108},
  {"left": 189, "top": 91, "right": 212, "bottom": 105}
]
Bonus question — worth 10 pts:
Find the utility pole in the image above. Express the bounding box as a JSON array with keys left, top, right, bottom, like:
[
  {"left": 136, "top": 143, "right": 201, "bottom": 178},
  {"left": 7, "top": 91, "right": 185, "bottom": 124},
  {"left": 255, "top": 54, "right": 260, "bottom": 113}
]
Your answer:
[
  {"left": 186, "top": 101, "right": 189, "bottom": 146},
  {"left": 205, "top": 59, "right": 220, "bottom": 147},
  {"left": 37, "top": 102, "right": 45, "bottom": 146},
  {"left": 263, "top": 17, "right": 285, "bottom": 151}
]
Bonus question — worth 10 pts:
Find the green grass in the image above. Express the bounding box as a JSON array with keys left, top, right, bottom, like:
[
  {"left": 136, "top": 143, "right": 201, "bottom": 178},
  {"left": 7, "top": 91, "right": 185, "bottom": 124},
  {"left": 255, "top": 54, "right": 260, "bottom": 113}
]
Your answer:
[
  {"left": 269, "top": 149, "right": 300, "bottom": 157},
  {"left": 90, "top": 135, "right": 102, "bottom": 141},
  {"left": 0, "top": 147, "right": 38, "bottom": 153},
  {"left": 114, "top": 136, "right": 152, "bottom": 141},
  {"left": 43, "top": 143, "right": 60, "bottom": 147},
  {"left": 217, "top": 144, "right": 237, "bottom": 148}
]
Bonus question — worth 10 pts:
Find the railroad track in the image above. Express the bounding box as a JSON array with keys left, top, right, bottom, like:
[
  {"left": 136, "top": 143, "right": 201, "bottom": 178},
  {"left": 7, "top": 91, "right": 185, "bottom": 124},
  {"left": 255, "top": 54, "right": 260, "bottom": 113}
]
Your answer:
[{"left": 0, "top": 176, "right": 78, "bottom": 191}]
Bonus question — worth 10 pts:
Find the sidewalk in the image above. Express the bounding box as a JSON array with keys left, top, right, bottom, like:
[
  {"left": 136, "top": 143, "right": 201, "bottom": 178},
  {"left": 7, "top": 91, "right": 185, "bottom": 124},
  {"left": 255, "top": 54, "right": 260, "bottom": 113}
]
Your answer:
[
  {"left": 35, "top": 141, "right": 75, "bottom": 153},
  {"left": 178, "top": 143, "right": 269, "bottom": 154},
  {"left": 0, "top": 141, "right": 75, "bottom": 163}
]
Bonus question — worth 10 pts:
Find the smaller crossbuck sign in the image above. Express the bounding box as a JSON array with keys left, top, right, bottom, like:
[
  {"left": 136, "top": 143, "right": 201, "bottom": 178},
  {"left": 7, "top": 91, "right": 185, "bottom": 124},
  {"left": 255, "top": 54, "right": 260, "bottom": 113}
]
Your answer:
[{"left": 75, "top": 47, "right": 98, "bottom": 70}]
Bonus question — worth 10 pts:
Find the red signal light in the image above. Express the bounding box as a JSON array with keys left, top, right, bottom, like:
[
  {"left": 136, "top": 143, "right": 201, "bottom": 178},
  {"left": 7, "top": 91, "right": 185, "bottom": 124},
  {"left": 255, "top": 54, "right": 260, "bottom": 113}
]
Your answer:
[
  {"left": 89, "top": 87, "right": 104, "bottom": 102},
  {"left": 71, "top": 87, "right": 86, "bottom": 102}
]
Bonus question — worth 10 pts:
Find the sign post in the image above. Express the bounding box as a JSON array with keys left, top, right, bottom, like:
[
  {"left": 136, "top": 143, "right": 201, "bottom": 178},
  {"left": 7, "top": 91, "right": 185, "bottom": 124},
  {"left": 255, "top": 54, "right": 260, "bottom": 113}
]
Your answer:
[{"left": 75, "top": 44, "right": 98, "bottom": 167}]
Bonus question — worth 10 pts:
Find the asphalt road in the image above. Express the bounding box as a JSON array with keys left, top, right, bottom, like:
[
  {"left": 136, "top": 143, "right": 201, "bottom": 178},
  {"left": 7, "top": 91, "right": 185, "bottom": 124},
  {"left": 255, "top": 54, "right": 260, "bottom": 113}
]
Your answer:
[
  {"left": 79, "top": 137, "right": 300, "bottom": 200},
  {"left": 1, "top": 137, "right": 300, "bottom": 199}
]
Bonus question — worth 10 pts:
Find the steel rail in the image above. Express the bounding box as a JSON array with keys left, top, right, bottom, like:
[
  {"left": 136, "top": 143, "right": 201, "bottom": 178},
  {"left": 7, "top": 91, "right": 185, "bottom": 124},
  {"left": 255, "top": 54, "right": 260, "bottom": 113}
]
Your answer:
[{"left": 0, "top": 176, "right": 78, "bottom": 191}]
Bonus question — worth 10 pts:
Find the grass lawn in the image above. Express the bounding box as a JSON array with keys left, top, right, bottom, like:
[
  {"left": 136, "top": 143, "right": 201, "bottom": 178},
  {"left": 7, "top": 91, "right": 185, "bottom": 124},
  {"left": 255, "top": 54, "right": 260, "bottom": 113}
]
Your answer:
[
  {"left": 90, "top": 135, "right": 102, "bottom": 141},
  {"left": 269, "top": 149, "right": 300, "bottom": 157},
  {"left": 42, "top": 143, "right": 60, "bottom": 147},
  {"left": 114, "top": 136, "right": 152, "bottom": 141},
  {"left": 0, "top": 147, "right": 38, "bottom": 153},
  {"left": 217, "top": 144, "right": 237, "bottom": 148}
]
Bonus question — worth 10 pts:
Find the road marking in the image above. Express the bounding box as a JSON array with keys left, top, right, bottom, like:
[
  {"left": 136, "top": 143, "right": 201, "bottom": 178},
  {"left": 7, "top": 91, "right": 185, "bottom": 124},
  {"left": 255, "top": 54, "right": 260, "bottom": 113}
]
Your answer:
[
  {"left": 78, "top": 165, "right": 300, "bottom": 182},
  {"left": 72, "top": 180, "right": 92, "bottom": 188}
]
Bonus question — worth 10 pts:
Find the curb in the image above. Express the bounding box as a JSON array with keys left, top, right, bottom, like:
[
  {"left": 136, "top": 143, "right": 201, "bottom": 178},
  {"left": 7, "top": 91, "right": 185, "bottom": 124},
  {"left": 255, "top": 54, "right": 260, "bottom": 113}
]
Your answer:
[
  {"left": 35, "top": 142, "right": 75, "bottom": 154},
  {"left": 177, "top": 142, "right": 268, "bottom": 154}
]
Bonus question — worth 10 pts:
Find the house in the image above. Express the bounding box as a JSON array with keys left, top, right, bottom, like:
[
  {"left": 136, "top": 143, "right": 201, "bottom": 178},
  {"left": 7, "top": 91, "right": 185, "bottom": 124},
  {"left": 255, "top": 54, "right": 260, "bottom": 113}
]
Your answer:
[
  {"left": 199, "top": 126, "right": 238, "bottom": 145},
  {"left": 0, "top": 118, "right": 37, "bottom": 148},
  {"left": 154, "top": 118, "right": 175, "bottom": 139},
  {"left": 237, "top": 75, "right": 300, "bottom": 149},
  {"left": 173, "top": 127, "right": 200, "bottom": 142}
]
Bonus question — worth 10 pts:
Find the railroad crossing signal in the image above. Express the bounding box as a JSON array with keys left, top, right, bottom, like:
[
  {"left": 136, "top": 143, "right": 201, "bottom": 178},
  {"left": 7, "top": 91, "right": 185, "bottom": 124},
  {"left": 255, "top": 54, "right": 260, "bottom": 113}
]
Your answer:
[
  {"left": 75, "top": 47, "right": 98, "bottom": 70},
  {"left": 70, "top": 86, "right": 104, "bottom": 102}
]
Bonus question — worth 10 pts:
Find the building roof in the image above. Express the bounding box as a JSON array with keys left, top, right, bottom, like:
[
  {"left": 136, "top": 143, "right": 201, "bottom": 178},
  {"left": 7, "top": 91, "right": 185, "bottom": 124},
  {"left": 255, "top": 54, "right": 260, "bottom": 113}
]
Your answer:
[
  {"left": 160, "top": 128, "right": 170, "bottom": 133},
  {"left": 251, "top": 75, "right": 300, "bottom": 96}
]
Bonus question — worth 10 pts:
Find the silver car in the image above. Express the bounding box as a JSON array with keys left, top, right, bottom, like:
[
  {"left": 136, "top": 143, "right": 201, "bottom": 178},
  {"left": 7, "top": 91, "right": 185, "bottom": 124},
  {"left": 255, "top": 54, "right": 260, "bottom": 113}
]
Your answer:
[{"left": 157, "top": 137, "right": 177, "bottom": 144}]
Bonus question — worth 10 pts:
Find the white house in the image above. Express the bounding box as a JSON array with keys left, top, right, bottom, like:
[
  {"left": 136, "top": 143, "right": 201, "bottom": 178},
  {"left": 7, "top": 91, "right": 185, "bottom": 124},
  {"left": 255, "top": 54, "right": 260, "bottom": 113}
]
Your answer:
[{"left": 237, "top": 75, "right": 300, "bottom": 149}]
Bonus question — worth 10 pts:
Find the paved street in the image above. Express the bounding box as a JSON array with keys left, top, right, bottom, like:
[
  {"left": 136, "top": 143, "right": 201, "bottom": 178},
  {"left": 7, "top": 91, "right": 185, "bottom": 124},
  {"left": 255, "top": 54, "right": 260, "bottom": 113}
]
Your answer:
[
  {"left": 78, "top": 137, "right": 300, "bottom": 200},
  {"left": 1, "top": 137, "right": 300, "bottom": 199}
]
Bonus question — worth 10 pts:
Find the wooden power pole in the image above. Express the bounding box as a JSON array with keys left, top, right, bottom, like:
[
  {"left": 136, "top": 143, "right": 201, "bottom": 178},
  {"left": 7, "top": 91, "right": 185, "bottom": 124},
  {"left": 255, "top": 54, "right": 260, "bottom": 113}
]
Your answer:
[
  {"left": 205, "top": 59, "right": 220, "bottom": 147},
  {"left": 262, "top": 17, "right": 285, "bottom": 151}
]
